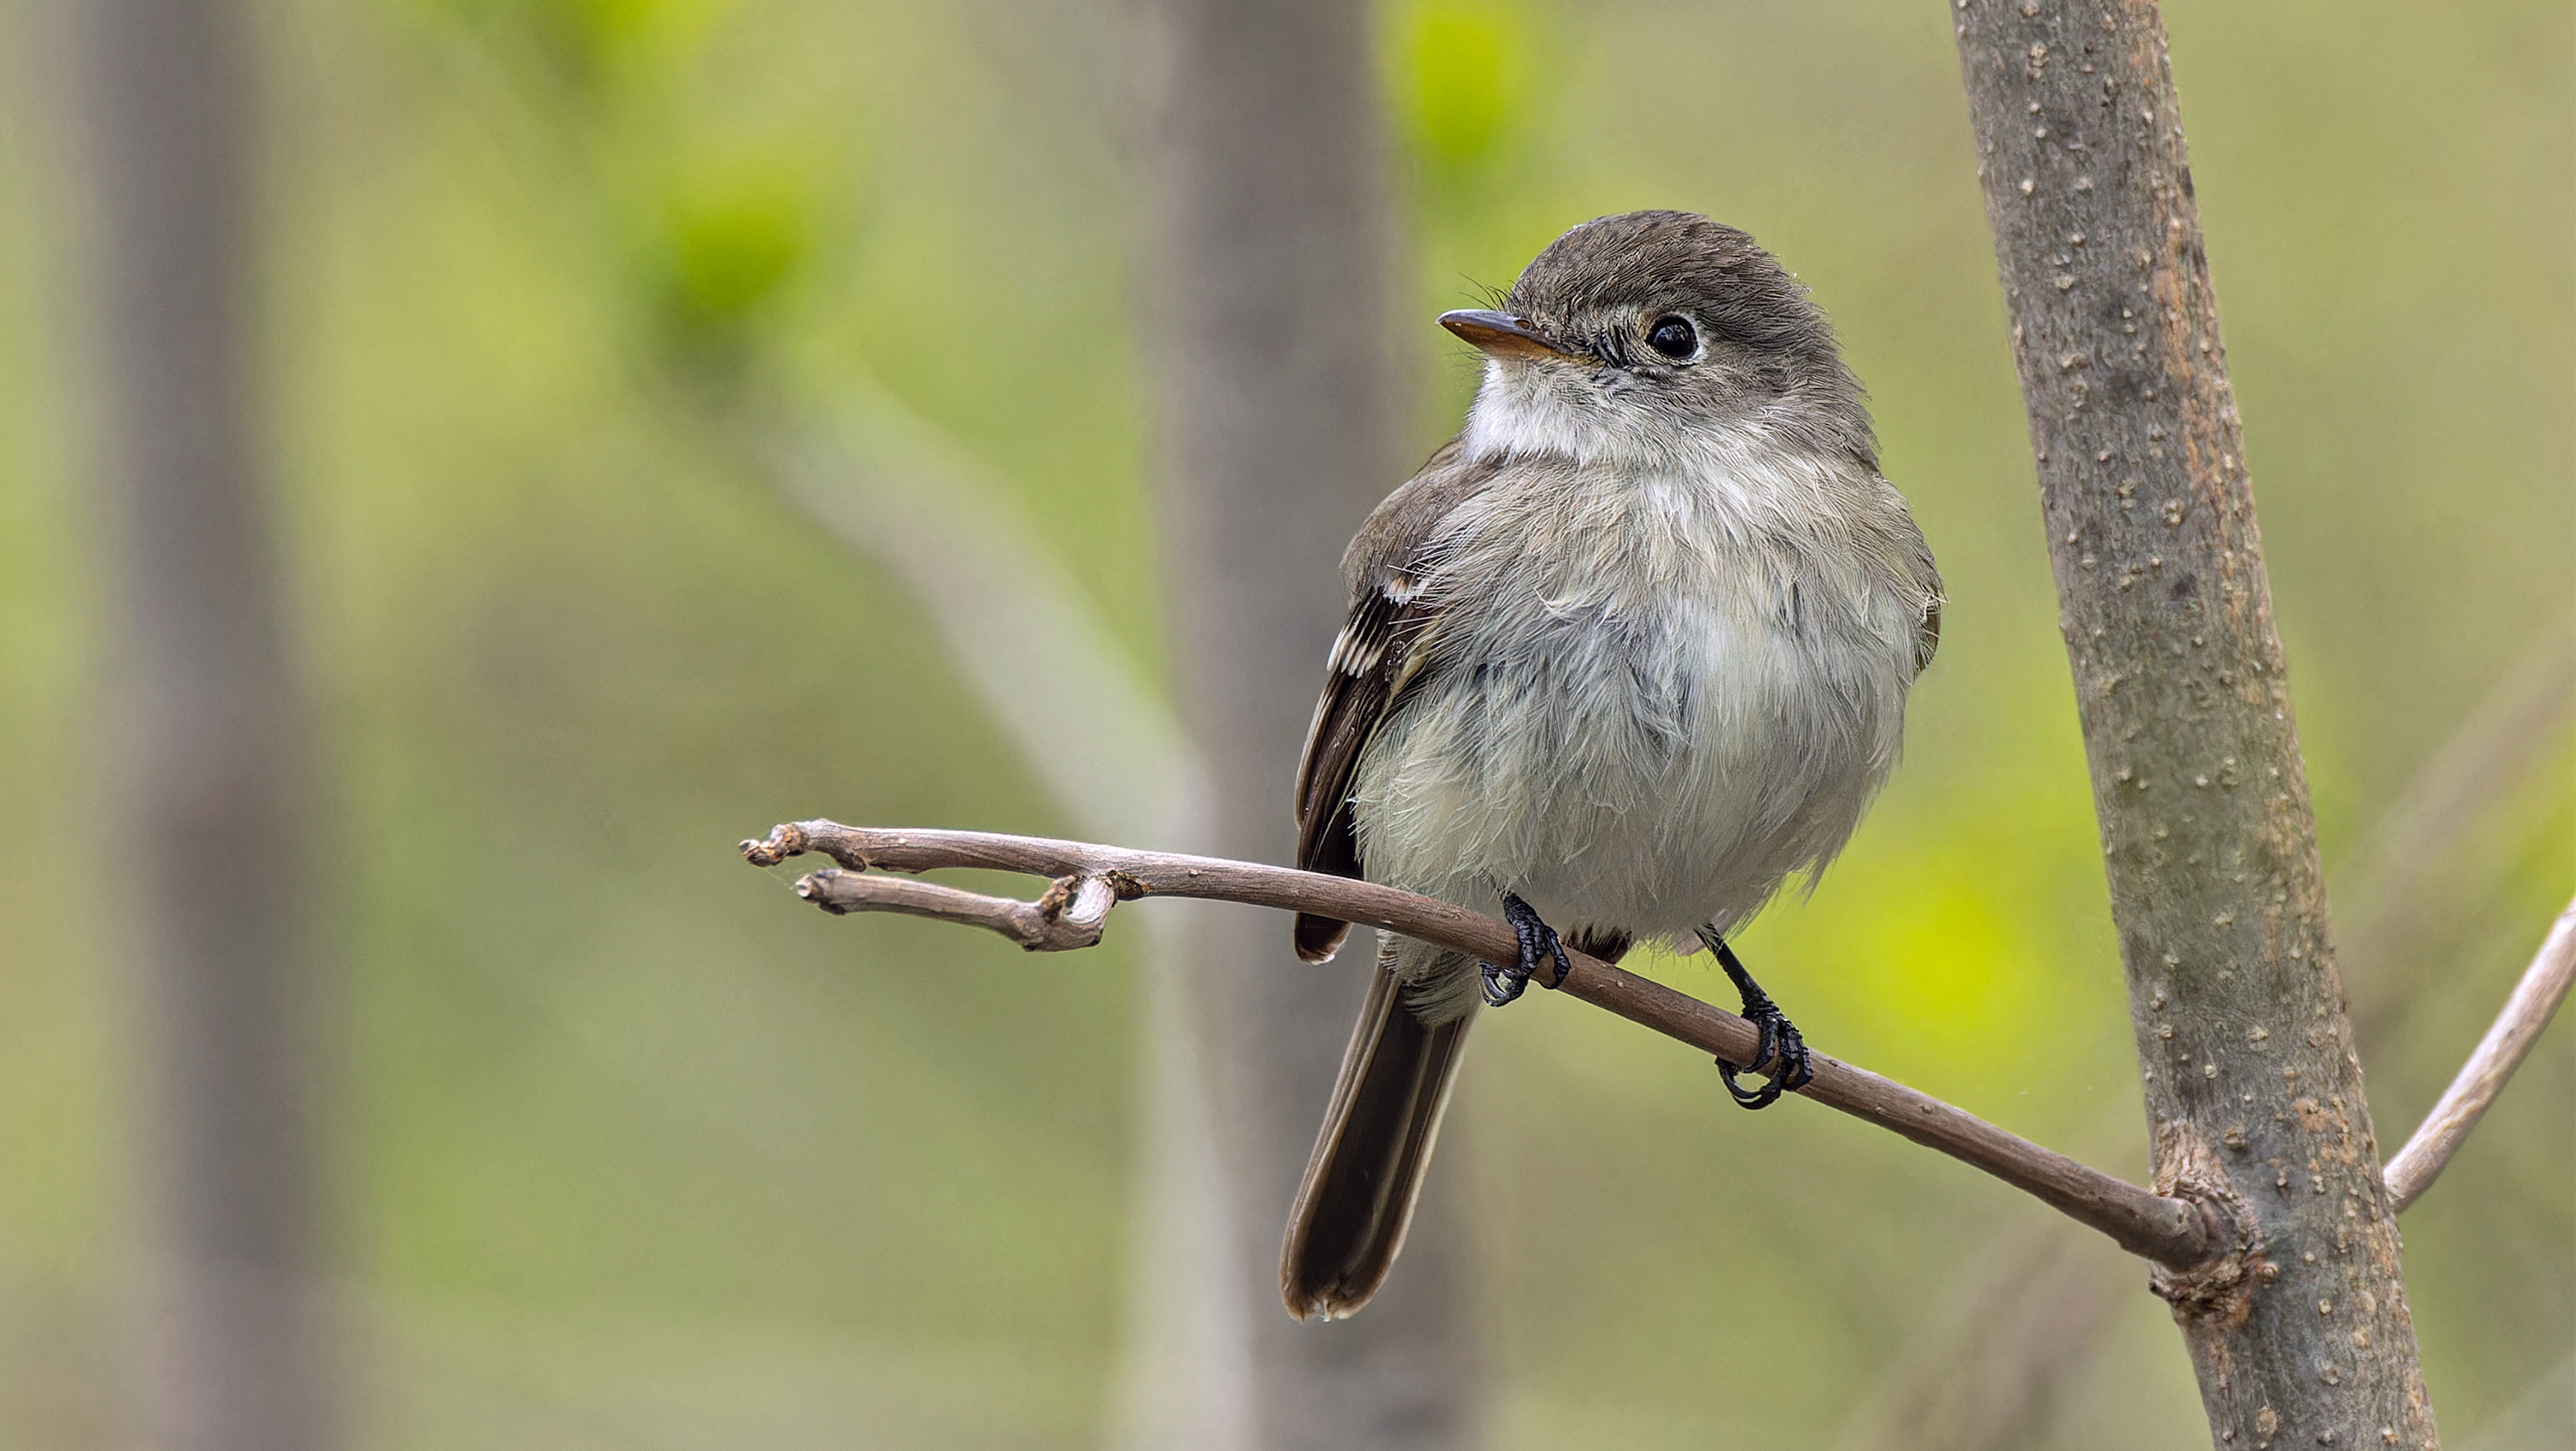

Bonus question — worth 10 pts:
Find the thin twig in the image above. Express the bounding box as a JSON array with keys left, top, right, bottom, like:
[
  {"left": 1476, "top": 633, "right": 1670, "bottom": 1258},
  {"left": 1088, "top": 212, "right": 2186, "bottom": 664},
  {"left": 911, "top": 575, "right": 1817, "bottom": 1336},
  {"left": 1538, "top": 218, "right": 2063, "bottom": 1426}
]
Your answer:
[
  {"left": 2382, "top": 889, "right": 2576, "bottom": 1212},
  {"left": 801, "top": 869, "right": 1122, "bottom": 951},
  {"left": 742, "top": 819, "right": 2226, "bottom": 1270}
]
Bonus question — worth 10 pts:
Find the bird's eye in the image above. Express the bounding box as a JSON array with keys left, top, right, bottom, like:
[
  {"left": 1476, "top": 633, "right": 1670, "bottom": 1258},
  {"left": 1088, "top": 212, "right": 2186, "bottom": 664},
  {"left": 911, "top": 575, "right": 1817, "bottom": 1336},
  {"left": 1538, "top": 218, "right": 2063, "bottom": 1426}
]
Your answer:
[{"left": 1646, "top": 315, "right": 1698, "bottom": 360}]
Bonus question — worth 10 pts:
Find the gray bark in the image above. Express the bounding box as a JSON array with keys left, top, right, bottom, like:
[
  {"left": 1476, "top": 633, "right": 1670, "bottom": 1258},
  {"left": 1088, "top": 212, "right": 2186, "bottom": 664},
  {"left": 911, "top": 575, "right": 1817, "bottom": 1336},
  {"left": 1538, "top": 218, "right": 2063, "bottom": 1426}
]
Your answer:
[
  {"left": 1949, "top": 4, "right": 2436, "bottom": 1448},
  {"left": 69, "top": 0, "right": 331, "bottom": 1447},
  {"left": 1136, "top": 0, "right": 1479, "bottom": 1446}
]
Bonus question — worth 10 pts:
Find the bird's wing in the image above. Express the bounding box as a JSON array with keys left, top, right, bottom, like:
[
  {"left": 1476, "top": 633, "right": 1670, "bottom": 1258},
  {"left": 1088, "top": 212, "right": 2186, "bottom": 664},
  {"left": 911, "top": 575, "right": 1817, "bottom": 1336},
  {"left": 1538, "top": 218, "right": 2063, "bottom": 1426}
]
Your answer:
[
  {"left": 1896, "top": 479, "right": 1944, "bottom": 675},
  {"left": 1290, "top": 440, "right": 1493, "bottom": 963}
]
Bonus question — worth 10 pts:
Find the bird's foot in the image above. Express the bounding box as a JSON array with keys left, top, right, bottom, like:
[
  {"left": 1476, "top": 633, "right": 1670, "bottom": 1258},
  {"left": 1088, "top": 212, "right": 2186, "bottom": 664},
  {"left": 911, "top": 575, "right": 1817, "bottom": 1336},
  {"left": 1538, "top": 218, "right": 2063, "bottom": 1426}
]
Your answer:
[
  {"left": 1481, "top": 892, "right": 1571, "bottom": 1007},
  {"left": 1716, "top": 999, "right": 1810, "bottom": 1110},
  {"left": 1698, "top": 929, "right": 1814, "bottom": 1110}
]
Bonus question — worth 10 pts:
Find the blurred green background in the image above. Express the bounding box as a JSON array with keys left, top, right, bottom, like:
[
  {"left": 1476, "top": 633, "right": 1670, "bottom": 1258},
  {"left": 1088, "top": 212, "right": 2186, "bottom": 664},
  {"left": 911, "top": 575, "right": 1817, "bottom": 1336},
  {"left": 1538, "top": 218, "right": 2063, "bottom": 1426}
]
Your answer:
[{"left": 1, "top": 0, "right": 2568, "bottom": 1446}]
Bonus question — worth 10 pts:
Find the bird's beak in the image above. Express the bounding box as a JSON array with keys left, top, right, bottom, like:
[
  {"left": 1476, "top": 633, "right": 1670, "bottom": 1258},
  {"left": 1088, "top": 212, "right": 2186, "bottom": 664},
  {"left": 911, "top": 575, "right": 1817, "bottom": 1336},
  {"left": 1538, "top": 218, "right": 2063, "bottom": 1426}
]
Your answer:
[{"left": 1438, "top": 308, "right": 1580, "bottom": 363}]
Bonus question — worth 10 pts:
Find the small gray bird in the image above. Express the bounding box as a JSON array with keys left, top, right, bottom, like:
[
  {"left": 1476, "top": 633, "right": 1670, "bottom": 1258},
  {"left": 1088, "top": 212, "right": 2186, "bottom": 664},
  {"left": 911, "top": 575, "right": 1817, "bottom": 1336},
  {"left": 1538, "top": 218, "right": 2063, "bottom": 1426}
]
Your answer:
[{"left": 1280, "top": 211, "right": 1942, "bottom": 1320}]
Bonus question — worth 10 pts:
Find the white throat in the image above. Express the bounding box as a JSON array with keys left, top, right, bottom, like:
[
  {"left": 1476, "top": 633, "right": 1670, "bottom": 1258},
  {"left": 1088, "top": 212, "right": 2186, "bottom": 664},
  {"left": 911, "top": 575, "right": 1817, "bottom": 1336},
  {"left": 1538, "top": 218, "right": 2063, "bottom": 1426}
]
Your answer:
[
  {"left": 1459, "top": 359, "right": 1640, "bottom": 466},
  {"left": 1458, "top": 359, "right": 1836, "bottom": 512}
]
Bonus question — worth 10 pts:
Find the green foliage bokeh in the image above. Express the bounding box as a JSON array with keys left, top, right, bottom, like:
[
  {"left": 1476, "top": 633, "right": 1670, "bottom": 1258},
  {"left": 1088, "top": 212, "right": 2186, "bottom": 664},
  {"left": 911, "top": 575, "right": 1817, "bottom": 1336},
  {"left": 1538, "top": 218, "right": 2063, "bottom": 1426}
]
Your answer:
[{"left": 0, "top": 0, "right": 2566, "bottom": 1446}]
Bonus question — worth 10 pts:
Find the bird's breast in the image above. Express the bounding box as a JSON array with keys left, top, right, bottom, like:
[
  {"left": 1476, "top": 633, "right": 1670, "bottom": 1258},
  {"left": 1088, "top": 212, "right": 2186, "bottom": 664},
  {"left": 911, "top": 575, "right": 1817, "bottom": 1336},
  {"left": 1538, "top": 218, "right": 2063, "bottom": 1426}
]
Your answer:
[{"left": 1349, "top": 458, "right": 1921, "bottom": 938}]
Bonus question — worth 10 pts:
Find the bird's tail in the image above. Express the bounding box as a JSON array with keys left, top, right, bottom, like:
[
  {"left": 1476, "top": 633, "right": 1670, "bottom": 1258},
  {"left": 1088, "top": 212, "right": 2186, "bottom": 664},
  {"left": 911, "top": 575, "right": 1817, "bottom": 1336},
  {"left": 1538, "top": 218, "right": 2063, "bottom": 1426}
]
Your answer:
[{"left": 1280, "top": 944, "right": 1474, "bottom": 1320}]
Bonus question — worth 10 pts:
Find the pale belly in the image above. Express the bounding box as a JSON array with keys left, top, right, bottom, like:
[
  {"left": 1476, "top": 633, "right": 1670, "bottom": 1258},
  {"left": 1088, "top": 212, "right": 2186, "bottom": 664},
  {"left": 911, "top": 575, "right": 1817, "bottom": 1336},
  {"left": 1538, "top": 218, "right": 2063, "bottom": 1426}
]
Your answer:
[{"left": 1348, "top": 534, "right": 1917, "bottom": 948}]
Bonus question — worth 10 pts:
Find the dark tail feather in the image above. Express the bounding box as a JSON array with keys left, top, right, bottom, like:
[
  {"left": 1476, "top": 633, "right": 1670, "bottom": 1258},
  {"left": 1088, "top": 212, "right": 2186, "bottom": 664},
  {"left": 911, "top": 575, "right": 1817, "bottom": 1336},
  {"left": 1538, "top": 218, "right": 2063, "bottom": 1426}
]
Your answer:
[
  {"left": 1280, "top": 954, "right": 1473, "bottom": 1320},
  {"left": 1293, "top": 910, "right": 1351, "bottom": 963}
]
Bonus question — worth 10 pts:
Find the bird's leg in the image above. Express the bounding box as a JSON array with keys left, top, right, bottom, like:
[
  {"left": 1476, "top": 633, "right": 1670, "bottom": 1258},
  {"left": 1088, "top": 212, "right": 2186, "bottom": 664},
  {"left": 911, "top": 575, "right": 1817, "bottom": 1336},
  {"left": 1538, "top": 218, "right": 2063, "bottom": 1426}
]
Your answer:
[
  {"left": 1481, "top": 892, "right": 1571, "bottom": 1007},
  {"left": 1696, "top": 926, "right": 1814, "bottom": 1110}
]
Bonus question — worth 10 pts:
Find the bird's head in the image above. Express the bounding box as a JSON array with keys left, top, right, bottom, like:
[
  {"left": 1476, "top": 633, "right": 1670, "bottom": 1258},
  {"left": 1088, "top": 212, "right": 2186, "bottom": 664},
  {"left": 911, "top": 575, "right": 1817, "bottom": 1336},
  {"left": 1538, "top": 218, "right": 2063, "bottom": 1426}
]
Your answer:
[{"left": 1445, "top": 210, "right": 1872, "bottom": 469}]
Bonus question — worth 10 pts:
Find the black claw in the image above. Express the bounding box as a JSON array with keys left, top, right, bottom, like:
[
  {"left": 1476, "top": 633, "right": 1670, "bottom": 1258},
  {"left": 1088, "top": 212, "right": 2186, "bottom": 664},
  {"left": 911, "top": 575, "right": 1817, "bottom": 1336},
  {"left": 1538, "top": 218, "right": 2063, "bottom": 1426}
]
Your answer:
[
  {"left": 1716, "top": 1010, "right": 1807, "bottom": 1108},
  {"left": 1703, "top": 933, "right": 1813, "bottom": 1110},
  {"left": 1715, "top": 1061, "right": 1778, "bottom": 1109},
  {"left": 1480, "top": 893, "right": 1571, "bottom": 1008}
]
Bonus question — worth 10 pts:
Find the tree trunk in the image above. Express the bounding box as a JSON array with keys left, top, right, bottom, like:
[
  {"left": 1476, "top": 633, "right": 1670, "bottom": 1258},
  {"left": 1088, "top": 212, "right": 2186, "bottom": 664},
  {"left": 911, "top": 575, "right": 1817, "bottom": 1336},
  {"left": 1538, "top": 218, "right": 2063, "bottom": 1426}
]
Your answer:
[
  {"left": 1948, "top": 4, "right": 2437, "bottom": 1448},
  {"left": 69, "top": 0, "right": 331, "bottom": 1446},
  {"left": 1137, "top": 0, "right": 1479, "bottom": 1446}
]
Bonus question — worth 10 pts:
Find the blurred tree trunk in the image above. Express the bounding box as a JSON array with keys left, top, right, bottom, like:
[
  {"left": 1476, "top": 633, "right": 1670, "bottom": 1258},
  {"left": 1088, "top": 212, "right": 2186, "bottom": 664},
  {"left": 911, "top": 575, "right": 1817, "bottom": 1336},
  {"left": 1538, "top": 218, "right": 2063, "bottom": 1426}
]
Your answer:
[
  {"left": 1137, "top": 1, "right": 1480, "bottom": 1448},
  {"left": 1952, "top": 4, "right": 2434, "bottom": 1447},
  {"left": 70, "top": 0, "right": 331, "bottom": 1448}
]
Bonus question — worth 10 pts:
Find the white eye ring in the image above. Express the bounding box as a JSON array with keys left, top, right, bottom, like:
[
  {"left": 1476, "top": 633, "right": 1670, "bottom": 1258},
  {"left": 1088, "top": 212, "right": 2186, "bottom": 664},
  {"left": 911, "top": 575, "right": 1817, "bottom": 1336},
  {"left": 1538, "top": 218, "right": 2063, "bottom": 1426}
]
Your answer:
[{"left": 1646, "top": 314, "right": 1701, "bottom": 361}]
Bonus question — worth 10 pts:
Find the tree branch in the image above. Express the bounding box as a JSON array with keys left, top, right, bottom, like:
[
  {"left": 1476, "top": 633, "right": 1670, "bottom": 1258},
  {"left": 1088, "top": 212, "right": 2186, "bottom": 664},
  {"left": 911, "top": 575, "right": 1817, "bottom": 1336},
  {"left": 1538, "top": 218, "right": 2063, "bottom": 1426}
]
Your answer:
[
  {"left": 2382, "top": 889, "right": 2576, "bottom": 1212},
  {"left": 742, "top": 819, "right": 2225, "bottom": 1270},
  {"left": 1953, "top": 4, "right": 2439, "bottom": 1445}
]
